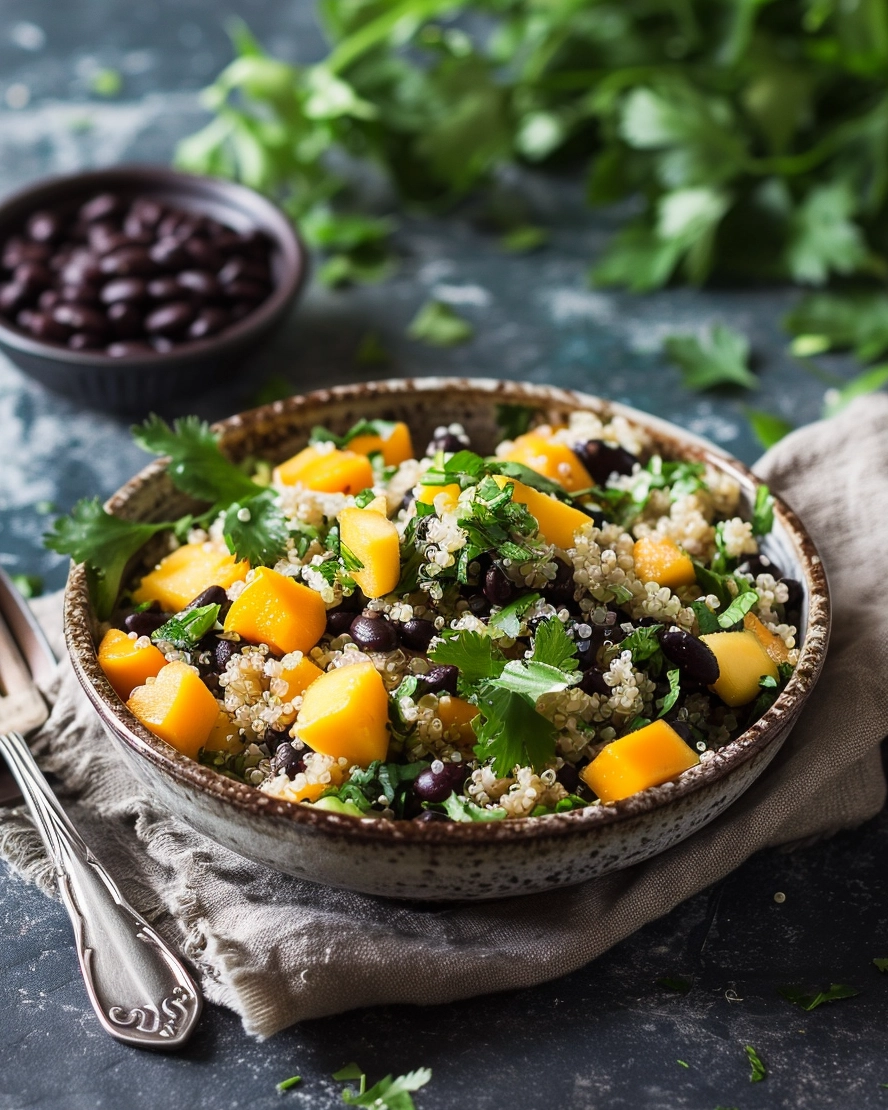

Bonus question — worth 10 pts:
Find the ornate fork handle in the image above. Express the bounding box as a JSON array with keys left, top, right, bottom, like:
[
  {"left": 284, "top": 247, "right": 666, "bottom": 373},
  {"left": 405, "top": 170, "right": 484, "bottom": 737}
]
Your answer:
[{"left": 0, "top": 730, "right": 202, "bottom": 1049}]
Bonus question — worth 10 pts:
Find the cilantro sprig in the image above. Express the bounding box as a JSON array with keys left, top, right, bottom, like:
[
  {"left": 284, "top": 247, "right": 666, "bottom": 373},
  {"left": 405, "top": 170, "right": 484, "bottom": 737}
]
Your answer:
[
  {"left": 151, "top": 603, "right": 221, "bottom": 650},
  {"left": 778, "top": 983, "right": 860, "bottom": 1012}
]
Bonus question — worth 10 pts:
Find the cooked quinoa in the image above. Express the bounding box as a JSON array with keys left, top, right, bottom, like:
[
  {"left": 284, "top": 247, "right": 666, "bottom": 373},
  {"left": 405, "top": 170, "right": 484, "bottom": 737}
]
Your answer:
[{"left": 98, "top": 408, "right": 801, "bottom": 823}]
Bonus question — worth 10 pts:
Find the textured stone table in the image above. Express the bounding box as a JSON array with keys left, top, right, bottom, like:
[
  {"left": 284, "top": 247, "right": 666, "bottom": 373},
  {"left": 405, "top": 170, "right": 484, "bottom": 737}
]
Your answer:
[{"left": 0, "top": 4, "right": 885, "bottom": 1109}]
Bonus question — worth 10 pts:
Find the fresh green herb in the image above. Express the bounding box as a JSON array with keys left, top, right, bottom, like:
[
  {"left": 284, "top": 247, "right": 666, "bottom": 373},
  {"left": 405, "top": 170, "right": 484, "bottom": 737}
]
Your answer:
[
  {"left": 355, "top": 331, "right": 391, "bottom": 367},
  {"left": 91, "top": 68, "right": 122, "bottom": 97},
  {"left": 408, "top": 300, "right": 474, "bottom": 347},
  {"left": 152, "top": 603, "right": 221, "bottom": 650},
  {"left": 531, "top": 617, "right": 579, "bottom": 672},
  {"left": 222, "top": 489, "right": 291, "bottom": 567},
  {"left": 34, "top": 500, "right": 55, "bottom": 515},
  {"left": 614, "top": 624, "right": 664, "bottom": 674},
  {"left": 44, "top": 499, "right": 184, "bottom": 619},
  {"left": 751, "top": 484, "right": 775, "bottom": 537},
  {"left": 442, "top": 793, "right": 507, "bottom": 822},
  {"left": 658, "top": 669, "right": 681, "bottom": 718},
  {"left": 421, "top": 450, "right": 487, "bottom": 490},
  {"left": 823, "top": 364, "right": 888, "bottom": 418},
  {"left": 333, "top": 1064, "right": 365, "bottom": 1083},
  {"left": 595, "top": 456, "right": 705, "bottom": 527},
  {"left": 310, "top": 418, "right": 398, "bottom": 450},
  {"left": 691, "top": 600, "right": 720, "bottom": 635},
  {"left": 11, "top": 574, "right": 43, "bottom": 599},
  {"left": 745, "top": 1044, "right": 766, "bottom": 1083},
  {"left": 664, "top": 325, "right": 757, "bottom": 392},
  {"left": 784, "top": 293, "right": 888, "bottom": 365},
  {"left": 677, "top": 1060, "right": 689, "bottom": 1069},
  {"left": 428, "top": 630, "right": 506, "bottom": 686},
  {"left": 693, "top": 561, "right": 739, "bottom": 611},
  {"left": 341, "top": 1067, "right": 432, "bottom": 1110},
  {"left": 778, "top": 983, "right": 860, "bottom": 1011},
  {"left": 874, "top": 959, "right": 888, "bottom": 973},
  {"left": 276, "top": 1075, "right": 301, "bottom": 1093},
  {"left": 488, "top": 459, "right": 579, "bottom": 502},
  {"left": 488, "top": 592, "right": 541, "bottom": 638},
  {"left": 717, "top": 586, "right": 758, "bottom": 629},
  {"left": 323, "top": 760, "right": 429, "bottom": 817},
  {"left": 747, "top": 409, "right": 793, "bottom": 451},
  {"left": 495, "top": 403, "right": 534, "bottom": 440},
  {"left": 473, "top": 686, "right": 557, "bottom": 777},
  {"left": 339, "top": 542, "right": 366, "bottom": 573},
  {"left": 494, "top": 659, "right": 581, "bottom": 701},
  {"left": 656, "top": 976, "right": 691, "bottom": 993}
]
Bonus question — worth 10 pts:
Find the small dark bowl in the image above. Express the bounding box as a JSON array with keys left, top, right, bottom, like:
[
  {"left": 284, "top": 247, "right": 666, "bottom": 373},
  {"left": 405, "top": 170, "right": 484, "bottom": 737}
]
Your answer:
[{"left": 0, "top": 166, "right": 307, "bottom": 414}]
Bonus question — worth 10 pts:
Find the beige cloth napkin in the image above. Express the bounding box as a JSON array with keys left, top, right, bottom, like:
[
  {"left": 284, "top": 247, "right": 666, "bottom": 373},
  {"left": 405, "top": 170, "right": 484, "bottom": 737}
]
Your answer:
[{"left": 2, "top": 395, "right": 886, "bottom": 1039}]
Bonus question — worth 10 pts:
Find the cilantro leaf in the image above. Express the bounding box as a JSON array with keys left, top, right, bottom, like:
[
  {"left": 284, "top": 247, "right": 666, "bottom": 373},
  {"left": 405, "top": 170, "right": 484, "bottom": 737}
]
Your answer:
[
  {"left": 664, "top": 325, "right": 757, "bottom": 392},
  {"left": 44, "top": 498, "right": 181, "bottom": 619},
  {"left": 613, "top": 624, "right": 664, "bottom": 676},
  {"left": 488, "top": 592, "right": 540, "bottom": 638},
  {"left": 532, "top": 617, "right": 579, "bottom": 671},
  {"left": 874, "top": 959, "right": 888, "bottom": 973},
  {"left": 718, "top": 586, "right": 758, "bottom": 629},
  {"left": 751, "top": 484, "right": 775, "bottom": 537},
  {"left": 745, "top": 1044, "right": 766, "bottom": 1083},
  {"left": 222, "top": 489, "right": 291, "bottom": 566},
  {"left": 333, "top": 1064, "right": 365, "bottom": 1082},
  {"left": 658, "top": 669, "right": 681, "bottom": 718},
  {"left": 474, "top": 687, "right": 557, "bottom": 776},
  {"left": 746, "top": 408, "right": 793, "bottom": 451},
  {"left": 428, "top": 631, "right": 506, "bottom": 685},
  {"left": 785, "top": 182, "right": 868, "bottom": 286},
  {"left": 784, "top": 292, "right": 888, "bottom": 364},
  {"left": 133, "top": 415, "right": 260, "bottom": 504},
  {"left": 441, "top": 793, "right": 507, "bottom": 822},
  {"left": 152, "top": 603, "right": 220, "bottom": 649},
  {"left": 778, "top": 983, "right": 860, "bottom": 1012},
  {"left": 494, "top": 660, "right": 580, "bottom": 700},
  {"left": 408, "top": 300, "right": 473, "bottom": 347},
  {"left": 495, "top": 403, "right": 534, "bottom": 440},
  {"left": 823, "top": 364, "right": 888, "bottom": 419},
  {"left": 310, "top": 418, "right": 398, "bottom": 449},
  {"left": 691, "top": 600, "right": 720, "bottom": 635},
  {"left": 11, "top": 574, "right": 43, "bottom": 599},
  {"left": 342, "top": 1068, "right": 432, "bottom": 1110}
]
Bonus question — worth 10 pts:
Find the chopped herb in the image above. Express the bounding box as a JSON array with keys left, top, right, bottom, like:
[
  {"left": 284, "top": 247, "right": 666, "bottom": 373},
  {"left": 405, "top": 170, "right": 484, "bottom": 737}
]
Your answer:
[
  {"left": 677, "top": 1060, "right": 689, "bottom": 1069},
  {"left": 276, "top": 1075, "right": 301, "bottom": 1093},
  {"left": 339, "top": 542, "right": 365, "bottom": 573},
  {"left": 222, "top": 488, "right": 291, "bottom": 567},
  {"left": 310, "top": 418, "right": 398, "bottom": 450},
  {"left": 778, "top": 983, "right": 860, "bottom": 1011},
  {"left": 152, "top": 603, "right": 221, "bottom": 650},
  {"left": 442, "top": 793, "right": 507, "bottom": 822},
  {"left": 717, "top": 586, "right": 758, "bottom": 629},
  {"left": 745, "top": 1044, "right": 766, "bottom": 1082},
  {"left": 495, "top": 403, "right": 534, "bottom": 440},
  {"left": 656, "top": 976, "right": 691, "bottom": 993},
  {"left": 784, "top": 292, "right": 888, "bottom": 365},
  {"left": 494, "top": 659, "right": 581, "bottom": 701},
  {"left": 531, "top": 617, "right": 579, "bottom": 672},
  {"left": 613, "top": 624, "right": 664, "bottom": 675},
  {"left": 691, "top": 600, "right": 720, "bottom": 635},
  {"left": 340, "top": 1067, "right": 432, "bottom": 1109},
  {"left": 429, "top": 630, "right": 506, "bottom": 686},
  {"left": 408, "top": 300, "right": 473, "bottom": 347},
  {"left": 488, "top": 592, "right": 540, "bottom": 638},
  {"left": 11, "top": 574, "right": 43, "bottom": 599},
  {"left": 874, "top": 959, "right": 888, "bottom": 973},
  {"left": 500, "top": 225, "right": 548, "bottom": 253},
  {"left": 658, "top": 669, "right": 681, "bottom": 718},
  {"left": 473, "top": 686, "right": 557, "bottom": 777},
  {"left": 664, "top": 325, "right": 757, "bottom": 392},
  {"left": 323, "top": 761, "right": 429, "bottom": 818},
  {"left": 751, "top": 484, "right": 775, "bottom": 537},
  {"left": 333, "top": 1064, "right": 365, "bottom": 1082},
  {"left": 746, "top": 408, "right": 793, "bottom": 451}
]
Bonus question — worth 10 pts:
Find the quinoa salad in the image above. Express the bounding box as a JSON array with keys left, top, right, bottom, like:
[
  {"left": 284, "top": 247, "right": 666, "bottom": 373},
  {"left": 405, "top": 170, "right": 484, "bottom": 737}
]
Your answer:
[{"left": 50, "top": 406, "right": 801, "bottom": 823}]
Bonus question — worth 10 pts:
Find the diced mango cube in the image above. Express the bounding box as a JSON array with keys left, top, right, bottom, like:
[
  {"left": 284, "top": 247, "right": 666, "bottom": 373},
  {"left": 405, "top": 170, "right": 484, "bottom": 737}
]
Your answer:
[
  {"left": 133, "top": 542, "right": 248, "bottom": 614},
  {"left": 363, "top": 494, "right": 389, "bottom": 516},
  {"left": 492, "top": 475, "right": 591, "bottom": 550},
  {"left": 417, "top": 483, "right": 461, "bottom": 512},
  {"left": 503, "top": 431, "right": 593, "bottom": 492},
  {"left": 339, "top": 506, "right": 401, "bottom": 599},
  {"left": 580, "top": 719, "right": 699, "bottom": 803},
  {"left": 347, "top": 421, "right": 414, "bottom": 466},
  {"left": 223, "top": 567, "right": 327, "bottom": 655},
  {"left": 700, "top": 629, "right": 779, "bottom": 706},
  {"left": 127, "top": 661, "right": 219, "bottom": 759},
  {"left": 633, "top": 534, "right": 696, "bottom": 589},
  {"left": 296, "top": 660, "right": 390, "bottom": 766},
  {"left": 744, "top": 612, "right": 791, "bottom": 665},
  {"left": 273, "top": 445, "right": 374, "bottom": 494},
  {"left": 437, "top": 695, "right": 477, "bottom": 746},
  {"left": 280, "top": 654, "right": 325, "bottom": 700},
  {"left": 97, "top": 628, "right": 166, "bottom": 701},
  {"left": 204, "top": 712, "right": 245, "bottom": 754}
]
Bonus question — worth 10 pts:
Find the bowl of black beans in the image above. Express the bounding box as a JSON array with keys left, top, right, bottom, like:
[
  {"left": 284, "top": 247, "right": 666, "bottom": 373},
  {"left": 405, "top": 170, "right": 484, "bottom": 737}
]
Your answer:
[{"left": 0, "top": 165, "right": 307, "bottom": 413}]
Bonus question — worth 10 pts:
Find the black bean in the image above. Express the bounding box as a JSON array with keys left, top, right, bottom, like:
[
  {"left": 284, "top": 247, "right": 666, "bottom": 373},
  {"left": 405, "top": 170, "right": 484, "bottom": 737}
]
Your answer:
[
  {"left": 413, "top": 809, "right": 453, "bottom": 823},
  {"left": 177, "top": 269, "right": 221, "bottom": 298},
  {"left": 99, "top": 246, "right": 157, "bottom": 277},
  {"left": 556, "top": 762, "right": 580, "bottom": 794},
  {"left": 184, "top": 585, "right": 229, "bottom": 615},
  {"left": 120, "top": 214, "right": 154, "bottom": 243},
  {"left": 271, "top": 742, "right": 305, "bottom": 779},
  {"left": 543, "top": 560, "right": 576, "bottom": 605},
  {"left": 149, "top": 237, "right": 191, "bottom": 269},
  {"left": 187, "top": 307, "right": 229, "bottom": 340},
  {"left": 157, "top": 212, "right": 192, "bottom": 240},
  {"left": 428, "top": 430, "right": 467, "bottom": 453},
  {"left": 418, "top": 664, "right": 459, "bottom": 696},
  {"left": 326, "top": 609, "right": 356, "bottom": 636},
  {"left": 145, "top": 301, "right": 195, "bottom": 337},
  {"left": 349, "top": 613, "right": 400, "bottom": 653},
  {"left": 100, "top": 278, "right": 148, "bottom": 305},
  {"left": 52, "top": 303, "right": 107, "bottom": 334},
  {"left": 89, "top": 225, "right": 130, "bottom": 257},
  {"left": 669, "top": 720, "right": 692, "bottom": 742},
  {"left": 124, "top": 608, "right": 169, "bottom": 637},
  {"left": 659, "top": 630, "right": 720, "bottom": 685},
  {"left": 229, "top": 301, "right": 254, "bottom": 321},
  {"left": 37, "top": 289, "right": 60, "bottom": 311},
  {"left": 26, "top": 210, "right": 63, "bottom": 244},
  {"left": 147, "top": 276, "right": 183, "bottom": 301},
  {"left": 13, "top": 261, "right": 53, "bottom": 293},
  {"left": 467, "top": 594, "right": 491, "bottom": 619},
  {"left": 236, "top": 229, "right": 271, "bottom": 258},
  {"left": 58, "top": 282, "right": 101, "bottom": 305},
  {"left": 412, "top": 762, "right": 466, "bottom": 803},
  {"left": 25, "top": 311, "right": 70, "bottom": 342},
  {"left": 79, "top": 193, "right": 124, "bottom": 223},
  {"left": 781, "top": 578, "right": 803, "bottom": 612},
  {"left": 483, "top": 564, "right": 514, "bottom": 607},
  {"left": 398, "top": 618, "right": 437, "bottom": 651},
  {"left": 184, "top": 239, "right": 223, "bottom": 270},
  {"left": 106, "top": 340, "right": 155, "bottom": 356},
  {"left": 2, "top": 238, "right": 50, "bottom": 269},
  {"left": 60, "top": 255, "right": 103, "bottom": 286},
  {"left": 223, "top": 278, "right": 267, "bottom": 303},
  {"left": 67, "top": 332, "right": 104, "bottom": 350},
  {"left": 0, "top": 282, "right": 30, "bottom": 314},
  {"left": 579, "top": 668, "right": 610, "bottom": 697},
  {"left": 151, "top": 336, "right": 176, "bottom": 353},
  {"left": 218, "top": 256, "right": 269, "bottom": 286},
  {"left": 573, "top": 440, "right": 638, "bottom": 485},
  {"left": 107, "top": 302, "right": 144, "bottom": 338},
  {"left": 214, "top": 639, "right": 238, "bottom": 674}
]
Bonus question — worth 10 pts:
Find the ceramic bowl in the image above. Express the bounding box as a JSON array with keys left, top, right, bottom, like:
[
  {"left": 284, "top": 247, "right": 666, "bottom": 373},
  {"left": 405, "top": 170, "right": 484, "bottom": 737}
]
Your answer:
[
  {"left": 64, "top": 378, "right": 830, "bottom": 901},
  {"left": 0, "top": 166, "right": 307, "bottom": 414}
]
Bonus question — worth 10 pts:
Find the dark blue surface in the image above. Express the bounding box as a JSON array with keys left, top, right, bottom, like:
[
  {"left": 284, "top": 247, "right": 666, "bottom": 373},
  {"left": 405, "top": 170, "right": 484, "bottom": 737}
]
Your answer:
[{"left": 0, "top": 4, "right": 885, "bottom": 1108}]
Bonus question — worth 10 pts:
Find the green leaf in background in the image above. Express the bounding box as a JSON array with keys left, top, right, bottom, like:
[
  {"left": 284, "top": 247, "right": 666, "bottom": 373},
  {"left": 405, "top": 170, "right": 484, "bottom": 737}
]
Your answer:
[
  {"left": 822, "top": 364, "right": 888, "bottom": 417},
  {"left": 355, "top": 331, "right": 391, "bottom": 367},
  {"left": 10, "top": 574, "right": 43, "bottom": 599},
  {"left": 784, "top": 292, "right": 888, "bottom": 363},
  {"left": 745, "top": 1044, "right": 767, "bottom": 1083},
  {"left": 495, "top": 403, "right": 534, "bottom": 440},
  {"left": 499, "top": 225, "right": 548, "bottom": 253},
  {"left": 746, "top": 408, "right": 794, "bottom": 450},
  {"left": 341, "top": 1066, "right": 432, "bottom": 1110},
  {"left": 407, "top": 300, "right": 474, "bottom": 347},
  {"left": 664, "top": 325, "right": 757, "bottom": 391},
  {"left": 91, "top": 68, "right": 122, "bottom": 97},
  {"left": 873, "top": 958, "right": 888, "bottom": 973},
  {"left": 785, "top": 182, "right": 868, "bottom": 286},
  {"left": 778, "top": 983, "right": 860, "bottom": 1011}
]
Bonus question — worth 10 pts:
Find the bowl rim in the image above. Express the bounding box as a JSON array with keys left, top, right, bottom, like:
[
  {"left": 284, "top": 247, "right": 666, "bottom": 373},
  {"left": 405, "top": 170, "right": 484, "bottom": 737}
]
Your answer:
[
  {"left": 64, "top": 376, "right": 831, "bottom": 844},
  {"left": 0, "top": 164, "right": 308, "bottom": 368}
]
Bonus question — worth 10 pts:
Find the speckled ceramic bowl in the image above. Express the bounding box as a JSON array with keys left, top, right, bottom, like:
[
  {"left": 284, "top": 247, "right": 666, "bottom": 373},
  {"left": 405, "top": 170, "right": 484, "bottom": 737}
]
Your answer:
[{"left": 64, "top": 378, "right": 830, "bottom": 901}]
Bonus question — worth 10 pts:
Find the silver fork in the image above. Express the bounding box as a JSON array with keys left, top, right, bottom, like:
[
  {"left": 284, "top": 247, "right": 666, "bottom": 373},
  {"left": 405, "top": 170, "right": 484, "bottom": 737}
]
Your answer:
[{"left": 0, "top": 569, "right": 202, "bottom": 1049}]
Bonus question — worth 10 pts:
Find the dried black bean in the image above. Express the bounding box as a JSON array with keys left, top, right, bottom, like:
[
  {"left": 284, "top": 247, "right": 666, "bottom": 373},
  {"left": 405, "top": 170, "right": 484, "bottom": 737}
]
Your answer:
[
  {"left": 151, "top": 336, "right": 176, "bottom": 353},
  {"left": 3, "top": 238, "right": 50, "bottom": 268},
  {"left": 418, "top": 665, "right": 459, "bottom": 697},
  {"left": 573, "top": 439, "right": 637, "bottom": 485},
  {"left": 177, "top": 269, "right": 221, "bottom": 298},
  {"left": 89, "top": 225, "right": 129, "bottom": 257},
  {"left": 149, "top": 237, "right": 191, "bottom": 269},
  {"left": 543, "top": 560, "right": 576, "bottom": 605},
  {"left": 271, "top": 742, "right": 305, "bottom": 779},
  {"left": 58, "top": 282, "right": 101, "bottom": 305},
  {"left": 398, "top": 618, "right": 436, "bottom": 651},
  {"left": 147, "top": 276, "right": 182, "bottom": 301},
  {"left": 413, "top": 809, "right": 453, "bottom": 823},
  {"left": 13, "top": 261, "right": 53, "bottom": 294},
  {"left": 99, "top": 246, "right": 157, "bottom": 277},
  {"left": 106, "top": 340, "right": 155, "bottom": 356},
  {"left": 52, "top": 303, "right": 107, "bottom": 334},
  {"left": 145, "top": 301, "right": 195, "bottom": 337},
  {"left": 218, "top": 256, "right": 269, "bottom": 286},
  {"left": 124, "top": 608, "right": 169, "bottom": 637},
  {"left": 579, "top": 668, "right": 611, "bottom": 697},
  {"left": 100, "top": 278, "right": 149, "bottom": 305},
  {"left": 25, "top": 311, "right": 70, "bottom": 342},
  {"left": 187, "top": 307, "right": 229, "bottom": 340},
  {"left": 0, "top": 282, "right": 29, "bottom": 314},
  {"left": 107, "top": 302, "right": 144, "bottom": 338},
  {"left": 482, "top": 564, "right": 514, "bottom": 607},
  {"left": 326, "top": 609, "right": 356, "bottom": 636},
  {"left": 26, "top": 211, "right": 62, "bottom": 244},
  {"left": 412, "top": 762, "right": 466, "bottom": 803},
  {"left": 185, "top": 239, "right": 223, "bottom": 270},
  {"left": 67, "top": 332, "right": 104, "bottom": 350},
  {"left": 37, "top": 289, "right": 60, "bottom": 311},
  {"left": 349, "top": 613, "right": 400, "bottom": 652},
  {"left": 223, "top": 278, "right": 267, "bottom": 303},
  {"left": 79, "top": 193, "right": 124, "bottom": 223},
  {"left": 555, "top": 762, "right": 580, "bottom": 794},
  {"left": 659, "top": 629, "right": 720, "bottom": 685}
]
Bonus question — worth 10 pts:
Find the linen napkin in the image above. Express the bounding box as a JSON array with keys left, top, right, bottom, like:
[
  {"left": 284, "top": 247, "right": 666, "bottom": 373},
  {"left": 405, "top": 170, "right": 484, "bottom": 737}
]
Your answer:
[{"left": 2, "top": 394, "right": 886, "bottom": 1039}]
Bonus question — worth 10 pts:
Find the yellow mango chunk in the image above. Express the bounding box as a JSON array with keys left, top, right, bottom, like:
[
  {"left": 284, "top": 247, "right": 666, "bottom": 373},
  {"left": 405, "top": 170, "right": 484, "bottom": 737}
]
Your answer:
[
  {"left": 97, "top": 628, "right": 166, "bottom": 701},
  {"left": 633, "top": 534, "right": 696, "bottom": 589},
  {"left": 503, "top": 431, "right": 593, "bottom": 492},
  {"left": 280, "top": 654, "right": 325, "bottom": 700},
  {"left": 204, "top": 712, "right": 245, "bottom": 754},
  {"left": 744, "top": 612, "right": 791, "bottom": 665},
  {"left": 127, "top": 661, "right": 219, "bottom": 760},
  {"left": 417, "top": 483, "right": 461, "bottom": 512},
  {"left": 363, "top": 494, "right": 389, "bottom": 516},
  {"left": 347, "top": 421, "right": 414, "bottom": 466},
  {"left": 133, "top": 542, "right": 248, "bottom": 614},
  {"left": 273, "top": 445, "right": 374, "bottom": 494},
  {"left": 339, "top": 506, "right": 401, "bottom": 599},
  {"left": 296, "top": 660, "right": 390, "bottom": 766},
  {"left": 437, "top": 695, "right": 477, "bottom": 746},
  {"left": 700, "top": 629, "right": 779, "bottom": 707},
  {"left": 224, "top": 567, "right": 326, "bottom": 655},
  {"left": 492, "top": 475, "right": 591, "bottom": 550},
  {"left": 580, "top": 719, "right": 699, "bottom": 803}
]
